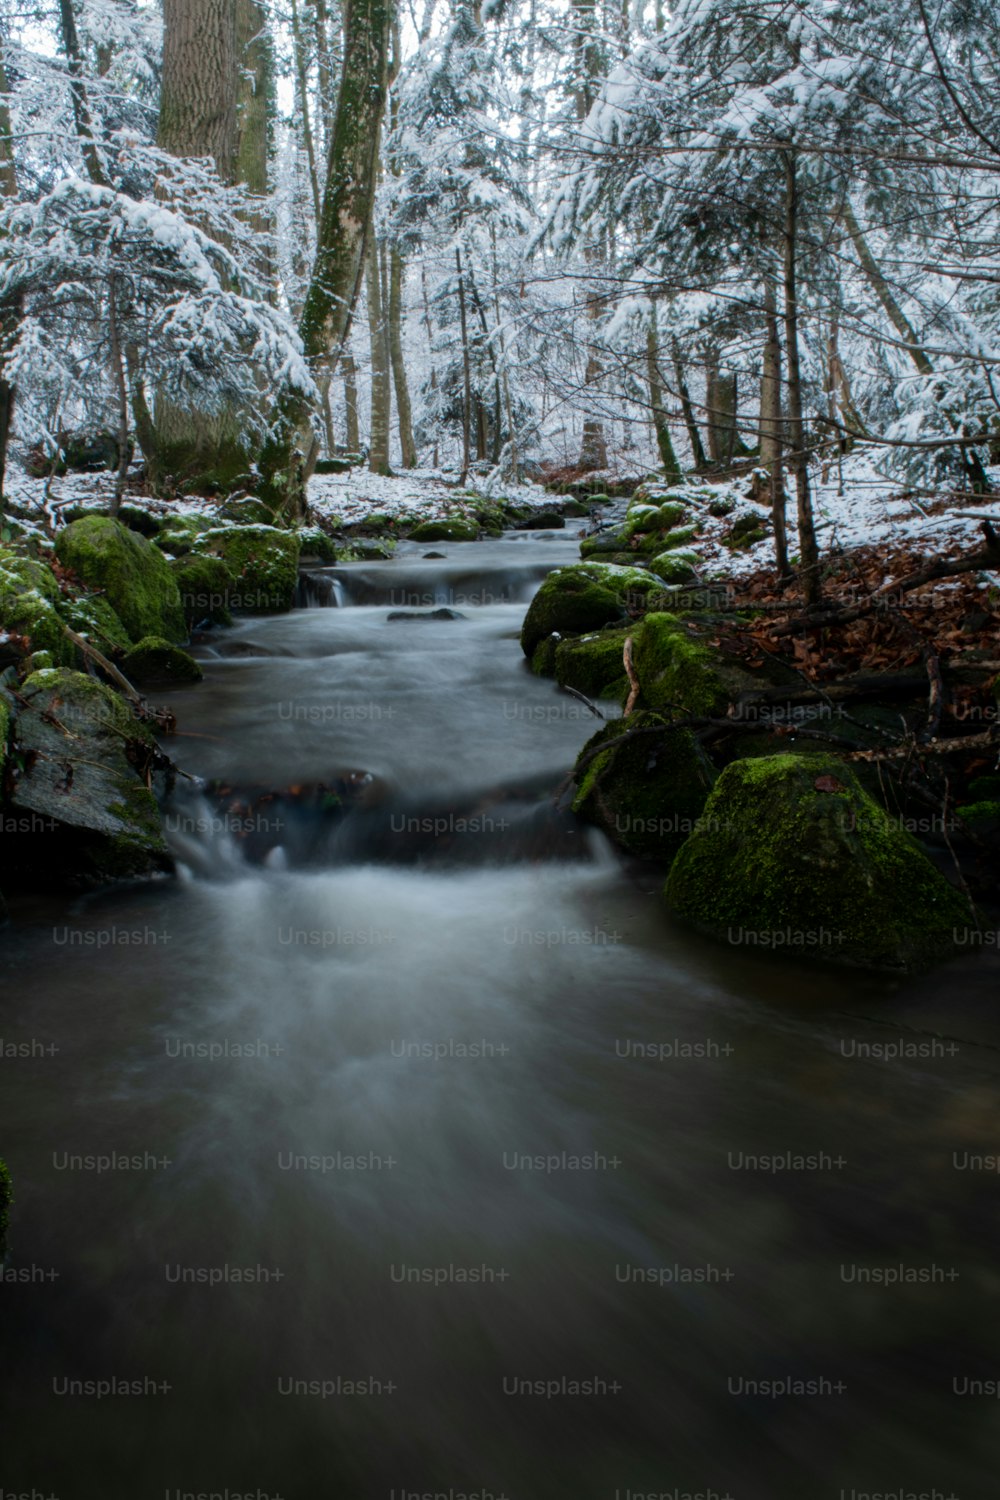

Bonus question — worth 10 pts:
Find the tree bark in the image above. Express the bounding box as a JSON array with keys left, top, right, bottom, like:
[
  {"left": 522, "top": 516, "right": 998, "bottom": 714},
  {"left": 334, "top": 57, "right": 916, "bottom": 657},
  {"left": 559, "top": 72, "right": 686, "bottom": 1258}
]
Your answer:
[
  {"left": 456, "top": 247, "right": 472, "bottom": 482},
  {"left": 367, "top": 236, "right": 392, "bottom": 474},
  {"left": 58, "top": 0, "right": 108, "bottom": 186},
  {"left": 572, "top": 0, "right": 607, "bottom": 471},
  {"left": 389, "top": 244, "right": 417, "bottom": 466},
  {"left": 671, "top": 340, "right": 708, "bottom": 470},
  {"left": 0, "top": 37, "right": 19, "bottom": 510},
  {"left": 342, "top": 351, "right": 360, "bottom": 452},
  {"left": 645, "top": 312, "right": 681, "bottom": 480},
  {"left": 783, "top": 151, "right": 821, "bottom": 604},
  {"left": 760, "top": 279, "right": 789, "bottom": 577},
  {"left": 258, "top": 0, "right": 393, "bottom": 516}
]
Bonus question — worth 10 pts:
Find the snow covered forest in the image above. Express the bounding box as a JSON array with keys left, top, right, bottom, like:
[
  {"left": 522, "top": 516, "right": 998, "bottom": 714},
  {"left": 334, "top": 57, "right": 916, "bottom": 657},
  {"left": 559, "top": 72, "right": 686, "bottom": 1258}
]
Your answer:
[{"left": 2, "top": 0, "right": 1000, "bottom": 539}]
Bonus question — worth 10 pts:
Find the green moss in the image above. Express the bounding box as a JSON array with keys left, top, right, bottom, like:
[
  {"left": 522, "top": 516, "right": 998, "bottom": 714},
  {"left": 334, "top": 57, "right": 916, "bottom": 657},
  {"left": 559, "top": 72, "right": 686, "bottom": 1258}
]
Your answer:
[
  {"left": 122, "top": 636, "right": 203, "bottom": 688},
  {"left": 155, "top": 515, "right": 215, "bottom": 557},
  {"left": 408, "top": 519, "right": 479, "bottom": 542},
  {"left": 968, "top": 775, "right": 1000, "bottom": 801},
  {"left": 649, "top": 549, "right": 700, "bottom": 583},
  {"left": 296, "top": 527, "right": 340, "bottom": 563},
  {"left": 0, "top": 696, "right": 9, "bottom": 780},
  {"left": 665, "top": 753, "right": 971, "bottom": 972},
  {"left": 56, "top": 518, "right": 186, "bottom": 643},
  {"left": 659, "top": 525, "right": 700, "bottom": 550},
  {"left": 170, "top": 554, "right": 234, "bottom": 626},
  {"left": 573, "top": 711, "right": 716, "bottom": 860},
  {"left": 216, "top": 497, "right": 274, "bottom": 526},
  {"left": 554, "top": 629, "right": 630, "bottom": 698},
  {"left": 956, "top": 801, "right": 1000, "bottom": 838},
  {"left": 531, "top": 636, "right": 559, "bottom": 676},
  {"left": 632, "top": 612, "right": 746, "bottom": 717},
  {"left": 520, "top": 563, "right": 662, "bottom": 658},
  {"left": 194, "top": 525, "right": 301, "bottom": 613},
  {"left": 0, "top": 548, "right": 75, "bottom": 665},
  {"left": 58, "top": 593, "right": 133, "bottom": 650}
]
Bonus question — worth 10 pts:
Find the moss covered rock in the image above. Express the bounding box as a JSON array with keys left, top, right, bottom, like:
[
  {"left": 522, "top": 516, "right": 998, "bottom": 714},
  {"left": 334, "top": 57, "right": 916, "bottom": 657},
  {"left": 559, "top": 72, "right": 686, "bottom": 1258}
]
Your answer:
[
  {"left": 0, "top": 549, "right": 75, "bottom": 665},
  {"left": 408, "top": 518, "right": 479, "bottom": 542},
  {"left": 59, "top": 592, "right": 133, "bottom": 651},
  {"left": 573, "top": 711, "right": 716, "bottom": 860},
  {"left": 631, "top": 612, "right": 753, "bottom": 717},
  {"left": 553, "top": 628, "right": 630, "bottom": 699},
  {"left": 122, "top": 637, "right": 203, "bottom": 689},
  {"left": 56, "top": 517, "right": 185, "bottom": 642},
  {"left": 170, "top": 553, "right": 235, "bottom": 627},
  {"left": 6, "top": 668, "right": 171, "bottom": 884},
  {"left": 649, "top": 549, "right": 700, "bottom": 583},
  {"left": 296, "top": 527, "right": 341, "bottom": 563},
  {"left": 665, "top": 753, "right": 971, "bottom": 971},
  {"left": 155, "top": 515, "right": 215, "bottom": 557},
  {"left": 520, "top": 563, "right": 663, "bottom": 658},
  {"left": 194, "top": 525, "right": 301, "bottom": 613}
]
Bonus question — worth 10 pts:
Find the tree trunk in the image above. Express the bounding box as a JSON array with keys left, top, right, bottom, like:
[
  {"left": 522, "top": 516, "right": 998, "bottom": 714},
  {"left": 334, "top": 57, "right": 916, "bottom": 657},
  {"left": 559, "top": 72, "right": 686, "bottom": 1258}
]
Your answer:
[
  {"left": 58, "top": 0, "right": 108, "bottom": 186},
  {"left": 342, "top": 351, "right": 360, "bottom": 452},
  {"left": 0, "top": 37, "right": 19, "bottom": 510},
  {"left": 258, "top": 0, "right": 393, "bottom": 516},
  {"left": 421, "top": 265, "right": 439, "bottom": 468},
  {"left": 149, "top": 0, "right": 252, "bottom": 492},
  {"left": 235, "top": 0, "right": 273, "bottom": 239},
  {"left": 572, "top": 0, "right": 607, "bottom": 472},
  {"left": 671, "top": 341, "right": 708, "bottom": 470},
  {"left": 783, "top": 151, "right": 820, "bottom": 605},
  {"left": 760, "top": 279, "right": 789, "bottom": 578},
  {"left": 290, "top": 0, "right": 322, "bottom": 220},
  {"left": 108, "top": 275, "right": 131, "bottom": 516},
  {"left": 456, "top": 247, "right": 472, "bottom": 482},
  {"left": 389, "top": 244, "right": 417, "bottom": 467},
  {"left": 367, "top": 236, "right": 392, "bottom": 474},
  {"left": 645, "top": 312, "right": 681, "bottom": 480}
]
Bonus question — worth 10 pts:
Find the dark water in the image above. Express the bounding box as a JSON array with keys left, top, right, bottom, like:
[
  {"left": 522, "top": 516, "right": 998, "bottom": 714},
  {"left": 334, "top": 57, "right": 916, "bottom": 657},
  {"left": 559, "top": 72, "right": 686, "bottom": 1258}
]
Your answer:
[{"left": 2, "top": 527, "right": 1000, "bottom": 1499}]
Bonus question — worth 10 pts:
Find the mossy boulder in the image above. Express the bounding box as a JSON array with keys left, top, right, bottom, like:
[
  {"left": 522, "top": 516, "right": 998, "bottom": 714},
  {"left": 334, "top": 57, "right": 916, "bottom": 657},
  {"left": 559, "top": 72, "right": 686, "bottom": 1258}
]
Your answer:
[
  {"left": 5, "top": 668, "right": 171, "bottom": 884},
  {"left": 520, "top": 563, "right": 663, "bottom": 658},
  {"left": 170, "top": 554, "right": 234, "bottom": 627},
  {"left": 649, "top": 549, "right": 700, "bottom": 584},
  {"left": 122, "top": 637, "right": 203, "bottom": 689},
  {"left": 155, "top": 515, "right": 215, "bottom": 557},
  {"left": 665, "top": 754, "right": 971, "bottom": 971},
  {"left": 0, "top": 696, "right": 9, "bottom": 780},
  {"left": 56, "top": 517, "right": 185, "bottom": 643},
  {"left": 0, "top": 549, "right": 75, "bottom": 665},
  {"left": 553, "top": 628, "right": 630, "bottom": 699},
  {"left": 579, "top": 524, "right": 633, "bottom": 559},
  {"left": 573, "top": 711, "right": 717, "bottom": 860},
  {"left": 659, "top": 525, "right": 700, "bottom": 551},
  {"left": 59, "top": 592, "right": 133, "bottom": 651},
  {"left": 632, "top": 612, "right": 757, "bottom": 717},
  {"left": 408, "top": 519, "right": 479, "bottom": 542},
  {"left": 296, "top": 527, "right": 341, "bottom": 564},
  {"left": 957, "top": 801, "right": 1000, "bottom": 841},
  {"left": 216, "top": 497, "right": 274, "bottom": 526},
  {"left": 194, "top": 525, "right": 301, "bottom": 613}
]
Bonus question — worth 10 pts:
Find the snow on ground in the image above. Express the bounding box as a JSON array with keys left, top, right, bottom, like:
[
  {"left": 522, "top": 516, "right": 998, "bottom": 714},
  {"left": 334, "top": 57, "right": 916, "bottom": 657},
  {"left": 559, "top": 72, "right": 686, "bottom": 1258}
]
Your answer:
[
  {"left": 306, "top": 466, "right": 558, "bottom": 524},
  {"left": 675, "top": 449, "right": 1000, "bottom": 589}
]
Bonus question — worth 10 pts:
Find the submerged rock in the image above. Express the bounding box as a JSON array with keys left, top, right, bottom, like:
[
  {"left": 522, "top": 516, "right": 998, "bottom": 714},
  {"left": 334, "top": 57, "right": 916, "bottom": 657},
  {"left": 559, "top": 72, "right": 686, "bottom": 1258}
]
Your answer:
[
  {"left": 520, "top": 563, "right": 663, "bottom": 658},
  {"left": 386, "top": 608, "right": 467, "bottom": 622},
  {"left": 573, "top": 711, "right": 716, "bottom": 860},
  {"left": 4, "top": 668, "right": 171, "bottom": 886},
  {"left": 56, "top": 517, "right": 186, "bottom": 643},
  {"left": 665, "top": 753, "right": 971, "bottom": 971}
]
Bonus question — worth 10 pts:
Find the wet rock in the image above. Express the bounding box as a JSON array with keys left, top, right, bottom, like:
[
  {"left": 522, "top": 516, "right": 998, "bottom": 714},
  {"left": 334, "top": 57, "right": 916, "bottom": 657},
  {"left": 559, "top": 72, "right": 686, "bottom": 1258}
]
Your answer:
[
  {"left": 56, "top": 517, "right": 186, "bottom": 643},
  {"left": 386, "top": 608, "right": 467, "bottom": 622},
  {"left": 573, "top": 711, "right": 716, "bottom": 861},
  {"left": 423, "top": 551, "right": 447, "bottom": 559},
  {"left": 4, "top": 667, "right": 172, "bottom": 886},
  {"left": 552, "top": 628, "right": 630, "bottom": 699},
  {"left": 408, "top": 519, "right": 479, "bottom": 542},
  {"left": 665, "top": 753, "right": 971, "bottom": 971},
  {"left": 515, "top": 511, "right": 566, "bottom": 530}
]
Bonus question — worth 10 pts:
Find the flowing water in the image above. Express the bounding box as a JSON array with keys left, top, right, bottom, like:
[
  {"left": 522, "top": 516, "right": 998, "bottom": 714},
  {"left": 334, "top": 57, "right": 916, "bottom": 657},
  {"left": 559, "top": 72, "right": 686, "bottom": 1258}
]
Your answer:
[{"left": 3, "top": 526, "right": 1000, "bottom": 1498}]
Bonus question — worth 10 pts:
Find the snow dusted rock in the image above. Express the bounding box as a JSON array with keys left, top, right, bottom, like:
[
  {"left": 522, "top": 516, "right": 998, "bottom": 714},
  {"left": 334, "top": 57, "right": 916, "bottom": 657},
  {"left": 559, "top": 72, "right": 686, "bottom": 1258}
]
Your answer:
[
  {"left": 4, "top": 668, "right": 171, "bottom": 887},
  {"left": 193, "top": 526, "right": 301, "bottom": 613},
  {"left": 520, "top": 563, "right": 664, "bottom": 657},
  {"left": 56, "top": 517, "right": 186, "bottom": 643}
]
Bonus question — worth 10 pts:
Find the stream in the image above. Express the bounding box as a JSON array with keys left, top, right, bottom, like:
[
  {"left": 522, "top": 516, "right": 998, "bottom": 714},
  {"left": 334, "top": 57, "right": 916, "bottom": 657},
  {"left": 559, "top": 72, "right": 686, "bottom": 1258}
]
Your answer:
[{"left": 2, "top": 524, "right": 1000, "bottom": 1497}]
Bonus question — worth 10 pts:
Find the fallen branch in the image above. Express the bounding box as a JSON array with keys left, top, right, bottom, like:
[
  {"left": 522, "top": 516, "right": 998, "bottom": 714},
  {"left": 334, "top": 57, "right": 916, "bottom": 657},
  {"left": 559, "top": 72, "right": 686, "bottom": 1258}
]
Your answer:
[
  {"left": 623, "top": 637, "right": 640, "bottom": 716},
  {"left": 64, "top": 625, "right": 142, "bottom": 704}
]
